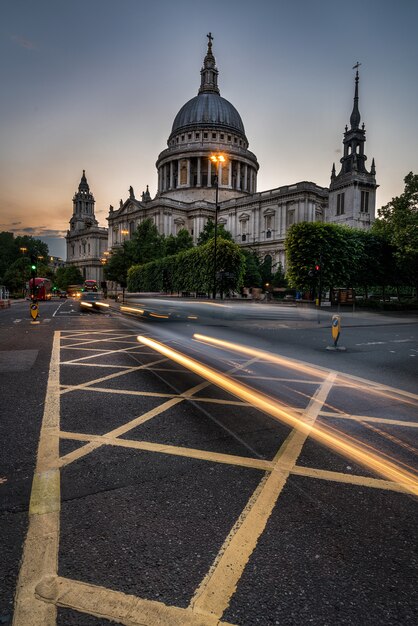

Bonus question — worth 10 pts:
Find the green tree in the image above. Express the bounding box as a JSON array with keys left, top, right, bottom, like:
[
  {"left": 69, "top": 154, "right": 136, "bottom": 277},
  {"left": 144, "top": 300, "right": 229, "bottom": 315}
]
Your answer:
[
  {"left": 164, "top": 228, "right": 194, "bottom": 256},
  {"left": 104, "top": 244, "right": 132, "bottom": 288},
  {"left": 128, "top": 238, "right": 244, "bottom": 296},
  {"left": 197, "top": 218, "right": 232, "bottom": 245},
  {"left": 241, "top": 249, "right": 262, "bottom": 287},
  {"left": 55, "top": 265, "right": 84, "bottom": 290},
  {"left": 260, "top": 254, "right": 273, "bottom": 286},
  {"left": 127, "top": 218, "right": 165, "bottom": 264},
  {"left": 0, "top": 232, "right": 16, "bottom": 282},
  {"left": 272, "top": 262, "right": 288, "bottom": 288},
  {"left": 3, "top": 257, "right": 31, "bottom": 294},
  {"left": 285, "top": 222, "right": 363, "bottom": 292},
  {"left": 373, "top": 172, "right": 418, "bottom": 294},
  {"left": 0, "top": 232, "right": 49, "bottom": 284}
]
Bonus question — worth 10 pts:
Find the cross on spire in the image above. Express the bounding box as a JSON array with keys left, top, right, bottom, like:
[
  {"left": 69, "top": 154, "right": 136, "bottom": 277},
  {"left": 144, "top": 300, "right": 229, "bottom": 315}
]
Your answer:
[
  {"left": 207, "top": 32, "right": 213, "bottom": 46},
  {"left": 352, "top": 61, "right": 362, "bottom": 71}
]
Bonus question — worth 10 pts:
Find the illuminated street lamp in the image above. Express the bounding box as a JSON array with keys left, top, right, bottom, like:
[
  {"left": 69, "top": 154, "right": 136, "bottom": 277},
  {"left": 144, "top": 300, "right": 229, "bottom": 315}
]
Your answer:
[{"left": 210, "top": 153, "right": 226, "bottom": 299}]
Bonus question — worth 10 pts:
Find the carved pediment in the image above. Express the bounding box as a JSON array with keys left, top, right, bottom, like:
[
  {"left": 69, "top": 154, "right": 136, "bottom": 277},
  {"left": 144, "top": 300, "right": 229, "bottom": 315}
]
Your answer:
[{"left": 263, "top": 208, "right": 276, "bottom": 217}]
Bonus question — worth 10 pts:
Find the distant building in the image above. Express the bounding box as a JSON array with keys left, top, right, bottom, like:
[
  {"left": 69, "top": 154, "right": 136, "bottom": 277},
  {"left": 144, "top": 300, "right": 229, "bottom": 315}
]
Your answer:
[
  {"left": 47, "top": 255, "right": 65, "bottom": 271},
  {"left": 66, "top": 37, "right": 377, "bottom": 280},
  {"left": 66, "top": 170, "right": 108, "bottom": 282}
]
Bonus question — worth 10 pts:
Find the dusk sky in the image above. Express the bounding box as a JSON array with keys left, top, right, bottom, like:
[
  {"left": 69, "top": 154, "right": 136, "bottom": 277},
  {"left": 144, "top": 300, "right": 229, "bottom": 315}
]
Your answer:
[{"left": 1, "top": 0, "right": 417, "bottom": 258}]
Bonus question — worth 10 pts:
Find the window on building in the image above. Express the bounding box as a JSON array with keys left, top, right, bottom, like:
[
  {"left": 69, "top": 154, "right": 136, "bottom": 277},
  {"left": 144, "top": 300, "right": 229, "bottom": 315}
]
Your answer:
[
  {"left": 361, "top": 190, "right": 369, "bottom": 213},
  {"left": 212, "top": 133, "right": 216, "bottom": 139},
  {"left": 227, "top": 135, "right": 231, "bottom": 141},
  {"left": 204, "top": 132, "right": 208, "bottom": 139},
  {"left": 71, "top": 245, "right": 74, "bottom": 255},
  {"left": 220, "top": 134, "right": 224, "bottom": 139},
  {"left": 242, "top": 234, "right": 246, "bottom": 242},
  {"left": 234, "top": 137, "right": 237, "bottom": 143},
  {"left": 195, "top": 132, "right": 200, "bottom": 139},
  {"left": 188, "top": 133, "right": 192, "bottom": 139},
  {"left": 266, "top": 230, "right": 271, "bottom": 239},
  {"left": 181, "top": 135, "right": 184, "bottom": 141},
  {"left": 337, "top": 193, "right": 345, "bottom": 215}
]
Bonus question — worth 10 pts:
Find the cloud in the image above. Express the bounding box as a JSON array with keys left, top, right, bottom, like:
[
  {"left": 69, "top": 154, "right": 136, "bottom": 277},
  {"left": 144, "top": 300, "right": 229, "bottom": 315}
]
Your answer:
[
  {"left": 11, "top": 34, "right": 37, "bottom": 50},
  {"left": 0, "top": 224, "right": 67, "bottom": 238}
]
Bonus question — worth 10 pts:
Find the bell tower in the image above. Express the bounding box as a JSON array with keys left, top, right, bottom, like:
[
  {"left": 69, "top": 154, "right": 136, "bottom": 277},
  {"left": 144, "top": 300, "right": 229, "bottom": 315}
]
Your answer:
[
  {"left": 328, "top": 66, "right": 378, "bottom": 228},
  {"left": 69, "top": 170, "right": 98, "bottom": 232}
]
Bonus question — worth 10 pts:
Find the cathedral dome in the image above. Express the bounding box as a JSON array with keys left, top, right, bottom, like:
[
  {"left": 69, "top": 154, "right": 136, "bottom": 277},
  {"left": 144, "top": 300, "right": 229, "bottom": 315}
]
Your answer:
[
  {"left": 156, "top": 35, "right": 258, "bottom": 203},
  {"left": 171, "top": 93, "right": 246, "bottom": 137}
]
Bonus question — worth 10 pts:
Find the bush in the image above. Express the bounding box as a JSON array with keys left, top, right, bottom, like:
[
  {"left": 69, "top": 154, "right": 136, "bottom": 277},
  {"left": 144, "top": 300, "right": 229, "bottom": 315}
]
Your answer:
[{"left": 128, "top": 238, "right": 244, "bottom": 295}]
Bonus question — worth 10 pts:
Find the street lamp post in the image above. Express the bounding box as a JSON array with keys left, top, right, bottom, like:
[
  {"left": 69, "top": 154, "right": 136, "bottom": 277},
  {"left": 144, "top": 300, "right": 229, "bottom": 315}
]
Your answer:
[{"left": 210, "top": 154, "right": 225, "bottom": 299}]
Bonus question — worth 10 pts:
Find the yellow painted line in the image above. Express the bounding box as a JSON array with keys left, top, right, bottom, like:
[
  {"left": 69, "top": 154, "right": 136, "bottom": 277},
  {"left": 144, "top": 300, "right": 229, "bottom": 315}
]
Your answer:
[
  {"left": 190, "top": 373, "right": 337, "bottom": 619},
  {"left": 62, "top": 343, "right": 153, "bottom": 363},
  {"left": 59, "top": 431, "right": 272, "bottom": 472},
  {"left": 13, "top": 331, "right": 61, "bottom": 625},
  {"left": 237, "top": 374, "right": 320, "bottom": 384},
  {"left": 291, "top": 465, "right": 411, "bottom": 493},
  {"left": 320, "top": 411, "right": 418, "bottom": 429},
  {"left": 35, "top": 575, "right": 236, "bottom": 626},
  {"left": 58, "top": 396, "right": 185, "bottom": 468},
  {"left": 29, "top": 470, "right": 60, "bottom": 515},
  {"left": 62, "top": 332, "right": 140, "bottom": 348},
  {"left": 59, "top": 357, "right": 168, "bottom": 395},
  {"left": 59, "top": 384, "right": 249, "bottom": 405}
]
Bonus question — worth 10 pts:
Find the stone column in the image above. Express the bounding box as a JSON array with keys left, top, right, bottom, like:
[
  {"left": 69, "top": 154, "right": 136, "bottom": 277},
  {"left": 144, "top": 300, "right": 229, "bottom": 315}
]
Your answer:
[
  {"left": 236, "top": 162, "right": 241, "bottom": 190},
  {"left": 244, "top": 165, "right": 248, "bottom": 192},
  {"left": 187, "top": 159, "right": 191, "bottom": 186},
  {"left": 197, "top": 157, "right": 201, "bottom": 187},
  {"left": 207, "top": 159, "right": 212, "bottom": 187},
  {"left": 170, "top": 162, "right": 174, "bottom": 189}
]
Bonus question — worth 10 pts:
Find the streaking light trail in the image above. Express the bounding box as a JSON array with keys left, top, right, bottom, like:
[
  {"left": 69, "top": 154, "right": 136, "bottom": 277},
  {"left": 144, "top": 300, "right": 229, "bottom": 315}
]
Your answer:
[
  {"left": 193, "top": 334, "right": 418, "bottom": 407},
  {"left": 138, "top": 335, "right": 418, "bottom": 496}
]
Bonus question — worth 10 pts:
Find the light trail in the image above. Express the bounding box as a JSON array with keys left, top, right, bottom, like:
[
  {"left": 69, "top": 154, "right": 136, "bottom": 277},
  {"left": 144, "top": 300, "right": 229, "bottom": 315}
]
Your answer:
[
  {"left": 138, "top": 335, "right": 418, "bottom": 496},
  {"left": 193, "top": 334, "right": 418, "bottom": 407}
]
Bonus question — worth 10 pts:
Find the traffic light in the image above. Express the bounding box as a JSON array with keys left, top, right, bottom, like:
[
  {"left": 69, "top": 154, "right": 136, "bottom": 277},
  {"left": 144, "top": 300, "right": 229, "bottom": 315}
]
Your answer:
[
  {"left": 315, "top": 264, "right": 321, "bottom": 273},
  {"left": 30, "top": 254, "right": 37, "bottom": 277}
]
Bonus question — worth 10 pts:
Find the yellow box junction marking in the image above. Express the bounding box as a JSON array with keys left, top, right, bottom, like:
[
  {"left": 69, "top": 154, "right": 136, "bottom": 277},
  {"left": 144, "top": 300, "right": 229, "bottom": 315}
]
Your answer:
[{"left": 14, "top": 328, "right": 418, "bottom": 626}]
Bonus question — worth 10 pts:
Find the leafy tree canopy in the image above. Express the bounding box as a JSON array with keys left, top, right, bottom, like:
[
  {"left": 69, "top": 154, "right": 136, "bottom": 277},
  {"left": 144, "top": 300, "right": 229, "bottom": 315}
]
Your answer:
[
  {"left": 373, "top": 172, "right": 418, "bottom": 290},
  {"left": 104, "top": 243, "right": 132, "bottom": 288},
  {"left": 164, "top": 228, "right": 194, "bottom": 256},
  {"left": 197, "top": 218, "right": 232, "bottom": 245},
  {"left": 241, "top": 249, "right": 262, "bottom": 287},
  {"left": 126, "top": 218, "right": 165, "bottom": 265},
  {"left": 0, "top": 232, "right": 50, "bottom": 290},
  {"left": 55, "top": 265, "right": 84, "bottom": 291}
]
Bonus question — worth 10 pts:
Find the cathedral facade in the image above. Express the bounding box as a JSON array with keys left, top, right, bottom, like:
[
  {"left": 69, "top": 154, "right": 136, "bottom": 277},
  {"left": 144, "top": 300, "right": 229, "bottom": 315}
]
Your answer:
[{"left": 66, "top": 37, "right": 377, "bottom": 283}]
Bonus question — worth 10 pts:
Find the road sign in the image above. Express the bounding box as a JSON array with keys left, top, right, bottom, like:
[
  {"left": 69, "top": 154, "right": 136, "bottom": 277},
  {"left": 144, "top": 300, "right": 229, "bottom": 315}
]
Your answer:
[
  {"left": 331, "top": 314, "right": 341, "bottom": 345},
  {"left": 30, "top": 302, "right": 39, "bottom": 320}
]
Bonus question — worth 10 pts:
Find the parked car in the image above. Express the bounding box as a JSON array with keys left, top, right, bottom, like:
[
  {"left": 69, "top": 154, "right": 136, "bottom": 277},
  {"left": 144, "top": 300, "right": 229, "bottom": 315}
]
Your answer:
[
  {"left": 59, "top": 290, "right": 67, "bottom": 298},
  {"left": 79, "top": 291, "right": 109, "bottom": 312}
]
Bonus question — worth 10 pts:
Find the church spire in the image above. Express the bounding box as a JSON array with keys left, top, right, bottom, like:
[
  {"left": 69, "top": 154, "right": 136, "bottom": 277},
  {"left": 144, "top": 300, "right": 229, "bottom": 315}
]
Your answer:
[
  {"left": 350, "top": 64, "right": 361, "bottom": 130},
  {"left": 198, "top": 32, "right": 220, "bottom": 95},
  {"left": 78, "top": 169, "right": 90, "bottom": 192}
]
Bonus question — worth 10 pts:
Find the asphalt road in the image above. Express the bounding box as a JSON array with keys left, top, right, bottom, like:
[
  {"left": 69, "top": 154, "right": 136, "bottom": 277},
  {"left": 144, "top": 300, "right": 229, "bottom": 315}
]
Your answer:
[{"left": 1, "top": 298, "right": 417, "bottom": 626}]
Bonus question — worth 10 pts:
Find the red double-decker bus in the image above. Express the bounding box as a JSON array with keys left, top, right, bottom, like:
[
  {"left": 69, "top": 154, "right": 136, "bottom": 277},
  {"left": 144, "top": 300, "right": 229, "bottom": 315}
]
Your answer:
[
  {"left": 83, "top": 279, "right": 98, "bottom": 292},
  {"left": 29, "top": 277, "right": 52, "bottom": 301}
]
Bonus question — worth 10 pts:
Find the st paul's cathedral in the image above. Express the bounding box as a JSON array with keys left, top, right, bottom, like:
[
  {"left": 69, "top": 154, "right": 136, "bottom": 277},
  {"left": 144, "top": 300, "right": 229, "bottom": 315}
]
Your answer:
[{"left": 66, "top": 35, "right": 378, "bottom": 283}]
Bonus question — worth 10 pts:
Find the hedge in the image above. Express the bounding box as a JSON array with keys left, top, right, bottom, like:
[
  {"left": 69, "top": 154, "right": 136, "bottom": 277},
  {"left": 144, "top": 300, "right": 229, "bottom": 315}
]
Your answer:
[{"left": 127, "top": 238, "right": 245, "bottom": 294}]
